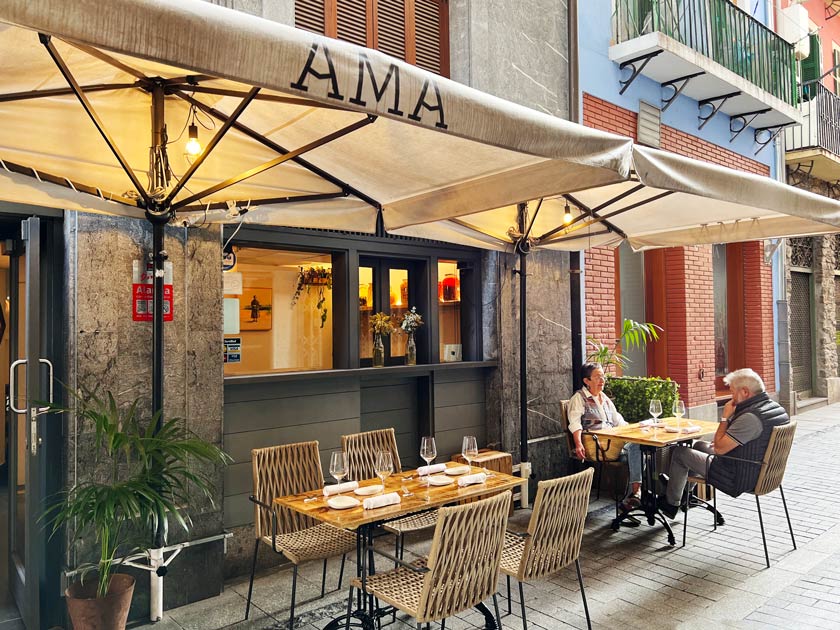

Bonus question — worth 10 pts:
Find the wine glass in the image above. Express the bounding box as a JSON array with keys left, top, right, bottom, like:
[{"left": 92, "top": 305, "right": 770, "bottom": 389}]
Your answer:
[
  {"left": 462, "top": 436, "right": 478, "bottom": 472},
  {"left": 649, "top": 399, "right": 662, "bottom": 424},
  {"left": 374, "top": 451, "right": 393, "bottom": 492},
  {"left": 420, "top": 436, "right": 437, "bottom": 488},
  {"left": 673, "top": 399, "right": 686, "bottom": 432},
  {"left": 329, "top": 451, "right": 348, "bottom": 494}
]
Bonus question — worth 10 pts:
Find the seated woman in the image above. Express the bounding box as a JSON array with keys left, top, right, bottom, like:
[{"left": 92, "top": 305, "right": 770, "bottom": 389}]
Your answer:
[{"left": 567, "top": 362, "right": 642, "bottom": 511}]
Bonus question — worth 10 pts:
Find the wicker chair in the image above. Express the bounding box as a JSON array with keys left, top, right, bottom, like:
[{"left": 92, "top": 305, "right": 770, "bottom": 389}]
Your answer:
[
  {"left": 246, "top": 441, "right": 356, "bottom": 628},
  {"left": 342, "top": 428, "right": 437, "bottom": 559},
  {"left": 348, "top": 491, "right": 511, "bottom": 629},
  {"left": 561, "top": 399, "right": 624, "bottom": 502},
  {"left": 682, "top": 421, "right": 797, "bottom": 567},
  {"left": 500, "top": 468, "right": 594, "bottom": 630}
]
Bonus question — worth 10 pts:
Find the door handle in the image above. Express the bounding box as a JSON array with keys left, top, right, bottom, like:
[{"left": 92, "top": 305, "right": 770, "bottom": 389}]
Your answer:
[{"left": 9, "top": 358, "right": 55, "bottom": 415}]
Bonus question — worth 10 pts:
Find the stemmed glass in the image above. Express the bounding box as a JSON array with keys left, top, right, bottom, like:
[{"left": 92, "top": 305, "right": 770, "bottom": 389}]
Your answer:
[
  {"left": 329, "top": 451, "right": 348, "bottom": 495},
  {"left": 673, "top": 399, "right": 686, "bottom": 432},
  {"left": 462, "top": 436, "right": 478, "bottom": 472},
  {"left": 420, "top": 436, "right": 437, "bottom": 488},
  {"left": 649, "top": 399, "right": 662, "bottom": 424},
  {"left": 374, "top": 451, "right": 393, "bottom": 493}
]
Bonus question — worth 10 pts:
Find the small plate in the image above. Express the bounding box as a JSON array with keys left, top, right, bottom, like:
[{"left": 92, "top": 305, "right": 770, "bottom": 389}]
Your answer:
[
  {"left": 354, "top": 485, "right": 384, "bottom": 496},
  {"left": 427, "top": 475, "right": 454, "bottom": 486},
  {"left": 327, "top": 496, "right": 361, "bottom": 510},
  {"left": 445, "top": 465, "right": 470, "bottom": 476}
]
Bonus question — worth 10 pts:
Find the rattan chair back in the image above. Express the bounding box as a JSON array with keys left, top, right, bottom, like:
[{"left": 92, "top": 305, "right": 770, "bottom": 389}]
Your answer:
[
  {"left": 560, "top": 400, "right": 576, "bottom": 455},
  {"left": 342, "top": 428, "right": 403, "bottom": 481},
  {"left": 252, "top": 441, "right": 324, "bottom": 539},
  {"left": 754, "top": 421, "right": 797, "bottom": 497},
  {"left": 416, "top": 491, "right": 510, "bottom": 623},
  {"left": 516, "top": 468, "right": 593, "bottom": 581}
]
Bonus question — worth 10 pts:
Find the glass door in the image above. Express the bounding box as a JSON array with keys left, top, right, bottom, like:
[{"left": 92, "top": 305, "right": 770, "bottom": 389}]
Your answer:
[{"left": 9, "top": 216, "right": 62, "bottom": 629}]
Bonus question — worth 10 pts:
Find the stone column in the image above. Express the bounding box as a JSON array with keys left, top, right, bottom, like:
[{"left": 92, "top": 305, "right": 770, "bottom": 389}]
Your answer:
[{"left": 813, "top": 236, "right": 838, "bottom": 397}]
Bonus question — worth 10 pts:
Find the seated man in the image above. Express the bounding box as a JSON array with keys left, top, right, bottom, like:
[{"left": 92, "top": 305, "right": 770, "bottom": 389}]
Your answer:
[
  {"left": 657, "top": 368, "right": 789, "bottom": 518},
  {"left": 568, "top": 362, "right": 642, "bottom": 511}
]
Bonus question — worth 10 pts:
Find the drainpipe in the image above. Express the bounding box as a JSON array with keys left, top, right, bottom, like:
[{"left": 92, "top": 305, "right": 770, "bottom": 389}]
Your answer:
[{"left": 568, "top": 0, "right": 584, "bottom": 390}]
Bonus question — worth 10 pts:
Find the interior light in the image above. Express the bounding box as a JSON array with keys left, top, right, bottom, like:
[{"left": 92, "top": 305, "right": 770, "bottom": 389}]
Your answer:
[
  {"left": 563, "top": 202, "right": 573, "bottom": 225},
  {"left": 185, "top": 123, "right": 202, "bottom": 156}
]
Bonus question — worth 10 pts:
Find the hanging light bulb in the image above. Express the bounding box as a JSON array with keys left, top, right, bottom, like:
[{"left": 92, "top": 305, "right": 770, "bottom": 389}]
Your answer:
[
  {"left": 185, "top": 122, "right": 202, "bottom": 156},
  {"left": 563, "top": 201, "right": 573, "bottom": 225}
]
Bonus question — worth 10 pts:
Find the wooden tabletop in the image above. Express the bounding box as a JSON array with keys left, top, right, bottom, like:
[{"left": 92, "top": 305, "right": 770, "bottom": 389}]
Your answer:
[
  {"left": 274, "top": 464, "right": 523, "bottom": 531},
  {"left": 587, "top": 417, "right": 720, "bottom": 447}
]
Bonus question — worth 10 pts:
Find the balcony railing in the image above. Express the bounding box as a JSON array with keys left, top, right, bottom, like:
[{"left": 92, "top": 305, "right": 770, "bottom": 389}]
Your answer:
[
  {"left": 613, "top": 0, "right": 798, "bottom": 107},
  {"left": 786, "top": 82, "right": 840, "bottom": 157}
]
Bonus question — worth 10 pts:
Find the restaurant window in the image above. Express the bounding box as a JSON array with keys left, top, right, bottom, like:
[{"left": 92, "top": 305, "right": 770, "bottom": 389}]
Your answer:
[
  {"left": 712, "top": 243, "right": 746, "bottom": 394},
  {"left": 294, "top": 0, "right": 450, "bottom": 76},
  {"left": 438, "top": 260, "right": 462, "bottom": 362},
  {"left": 223, "top": 247, "right": 333, "bottom": 375},
  {"left": 713, "top": 244, "right": 728, "bottom": 380},
  {"left": 359, "top": 257, "right": 421, "bottom": 366}
]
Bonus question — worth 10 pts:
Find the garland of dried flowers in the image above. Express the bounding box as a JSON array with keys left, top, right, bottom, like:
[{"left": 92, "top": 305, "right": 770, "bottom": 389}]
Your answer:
[
  {"left": 400, "top": 306, "right": 424, "bottom": 333},
  {"left": 291, "top": 266, "right": 333, "bottom": 328}
]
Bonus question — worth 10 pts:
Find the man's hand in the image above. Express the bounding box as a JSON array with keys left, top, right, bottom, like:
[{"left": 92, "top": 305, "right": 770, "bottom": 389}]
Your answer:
[
  {"left": 575, "top": 442, "right": 586, "bottom": 460},
  {"left": 722, "top": 398, "right": 736, "bottom": 420}
]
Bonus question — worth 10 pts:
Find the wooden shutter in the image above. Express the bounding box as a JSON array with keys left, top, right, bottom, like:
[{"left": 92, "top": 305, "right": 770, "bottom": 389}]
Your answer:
[
  {"left": 414, "top": 0, "right": 442, "bottom": 74},
  {"left": 336, "top": 0, "right": 369, "bottom": 46},
  {"left": 295, "top": 0, "right": 326, "bottom": 33},
  {"left": 801, "top": 34, "right": 822, "bottom": 100},
  {"left": 834, "top": 48, "right": 840, "bottom": 96},
  {"left": 377, "top": 0, "right": 406, "bottom": 60}
]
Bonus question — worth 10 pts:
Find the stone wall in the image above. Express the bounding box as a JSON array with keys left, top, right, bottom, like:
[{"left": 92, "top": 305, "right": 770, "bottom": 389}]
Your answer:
[{"left": 64, "top": 214, "right": 224, "bottom": 617}]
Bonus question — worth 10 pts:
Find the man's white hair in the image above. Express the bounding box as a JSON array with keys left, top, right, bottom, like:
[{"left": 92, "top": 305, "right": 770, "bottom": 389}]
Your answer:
[{"left": 723, "top": 368, "right": 765, "bottom": 395}]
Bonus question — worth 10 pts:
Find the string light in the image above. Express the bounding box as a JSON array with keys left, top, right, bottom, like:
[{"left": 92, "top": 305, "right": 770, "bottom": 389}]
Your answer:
[
  {"left": 563, "top": 201, "right": 573, "bottom": 225},
  {"left": 185, "top": 121, "right": 201, "bottom": 156}
]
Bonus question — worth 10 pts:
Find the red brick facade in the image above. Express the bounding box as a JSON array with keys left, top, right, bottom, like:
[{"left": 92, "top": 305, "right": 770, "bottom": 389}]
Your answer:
[{"left": 581, "top": 93, "right": 776, "bottom": 403}]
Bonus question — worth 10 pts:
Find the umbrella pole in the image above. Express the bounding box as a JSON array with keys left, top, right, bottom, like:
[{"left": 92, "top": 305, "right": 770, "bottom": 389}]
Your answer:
[{"left": 515, "top": 203, "right": 533, "bottom": 506}]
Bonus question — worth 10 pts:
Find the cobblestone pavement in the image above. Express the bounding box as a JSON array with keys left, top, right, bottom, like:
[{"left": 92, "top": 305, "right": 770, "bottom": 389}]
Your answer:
[{"left": 140, "top": 404, "right": 840, "bottom": 630}]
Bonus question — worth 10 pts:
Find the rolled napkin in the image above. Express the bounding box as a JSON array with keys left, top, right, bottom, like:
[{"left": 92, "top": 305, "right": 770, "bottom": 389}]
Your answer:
[
  {"left": 323, "top": 481, "right": 359, "bottom": 496},
  {"left": 681, "top": 425, "right": 702, "bottom": 434},
  {"left": 458, "top": 472, "right": 487, "bottom": 487},
  {"left": 416, "top": 463, "right": 447, "bottom": 476},
  {"left": 363, "top": 492, "right": 401, "bottom": 510}
]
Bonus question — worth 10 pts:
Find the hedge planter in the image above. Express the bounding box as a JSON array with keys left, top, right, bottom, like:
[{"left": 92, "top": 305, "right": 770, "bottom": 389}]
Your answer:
[{"left": 606, "top": 376, "right": 679, "bottom": 423}]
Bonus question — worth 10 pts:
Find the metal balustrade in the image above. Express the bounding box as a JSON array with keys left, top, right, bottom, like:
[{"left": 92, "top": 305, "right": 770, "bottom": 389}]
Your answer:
[
  {"left": 613, "top": 0, "right": 798, "bottom": 107},
  {"left": 786, "top": 82, "right": 840, "bottom": 157}
]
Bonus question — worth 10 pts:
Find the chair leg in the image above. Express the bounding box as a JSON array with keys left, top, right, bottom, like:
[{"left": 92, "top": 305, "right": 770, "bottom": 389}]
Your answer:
[
  {"left": 289, "top": 564, "right": 298, "bottom": 630},
  {"left": 595, "top": 462, "right": 602, "bottom": 500},
  {"left": 506, "top": 575, "right": 512, "bottom": 615},
  {"left": 338, "top": 553, "right": 347, "bottom": 589},
  {"left": 755, "top": 495, "right": 770, "bottom": 569},
  {"left": 321, "top": 558, "right": 328, "bottom": 597},
  {"left": 518, "top": 581, "right": 528, "bottom": 630},
  {"left": 779, "top": 485, "right": 797, "bottom": 550},
  {"left": 345, "top": 586, "right": 354, "bottom": 630},
  {"left": 713, "top": 486, "right": 718, "bottom": 531},
  {"left": 682, "top": 484, "right": 689, "bottom": 548},
  {"left": 493, "top": 593, "right": 503, "bottom": 629},
  {"left": 245, "top": 538, "right": 259, "bottom": 620},
  {"left": 441, "top": 619, "right": 446, "bottom": 630},
  {"left": 575, "top": 559, "right": 592, "bottom": 630}
]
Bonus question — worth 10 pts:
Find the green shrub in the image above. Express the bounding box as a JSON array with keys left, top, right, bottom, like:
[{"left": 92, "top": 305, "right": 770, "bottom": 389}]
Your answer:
[{"left": 605, "top": 376, "right": 679, "bottom": 423}]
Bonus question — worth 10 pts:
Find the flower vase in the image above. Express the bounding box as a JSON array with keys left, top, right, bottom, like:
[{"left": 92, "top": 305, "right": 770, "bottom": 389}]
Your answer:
[
  {"left": 406, "top": 332, "right": 417, "bottom": 366},
  {"left": 373, "top": 334, "right": 385, "bottom": 368}
]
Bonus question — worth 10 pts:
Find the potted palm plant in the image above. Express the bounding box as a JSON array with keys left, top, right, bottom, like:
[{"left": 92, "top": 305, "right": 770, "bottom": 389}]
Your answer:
[{"left": 44, "top": 389, "right": 231, "bottom": 630}]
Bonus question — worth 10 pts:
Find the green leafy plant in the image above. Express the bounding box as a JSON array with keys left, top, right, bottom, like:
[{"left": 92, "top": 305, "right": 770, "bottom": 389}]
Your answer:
[
  {"left": 291, "top": 266, "right": 333, "bottom": 328},
  {"left": 586, "top": 318, "right": 662, "bottom": 370},
  {"left": 605, "top": 376, "right": 679, "bottom": 423},
  {"left": 43, "top": 389, "right": 232, "bottom": 599}
]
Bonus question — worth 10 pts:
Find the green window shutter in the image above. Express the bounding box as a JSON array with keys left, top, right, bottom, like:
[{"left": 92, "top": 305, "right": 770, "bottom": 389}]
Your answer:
[
  {"left": 834, "top": 49, "right": 840, "bottom": 96},
  {"left": 801, "top": 34, "right": 822, "bottom": 100}
]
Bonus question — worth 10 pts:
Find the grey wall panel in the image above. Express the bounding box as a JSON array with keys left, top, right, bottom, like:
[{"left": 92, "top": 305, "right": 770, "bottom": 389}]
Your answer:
[
  {"left": 225, "top": 417, "right": 361, "bottom": 463},
  {"left": 224, "top": 377, "right": 358, "bottom": 404},
  {"left": 434, "top": 369, "right": 486, "bottom": 459},
  {"left": 225, "top": 461, "right": 253, "bottom": 497},
  {"left": 224, "top": 390, "right": 360, "bottom": 434},
  {"left": 360, "top": 381, "right": 417, "bottom": 414},
  {"left": 434, "top": 380, "right": 484, "bottom": 407},
  {"left": 224, "top": 493, "right": 253, "bottom": 529}
]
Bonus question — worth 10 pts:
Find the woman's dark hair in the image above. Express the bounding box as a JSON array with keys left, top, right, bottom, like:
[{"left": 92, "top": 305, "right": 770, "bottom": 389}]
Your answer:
[{"left": 580, "top": 362, "right": 603, "bottom": 382}]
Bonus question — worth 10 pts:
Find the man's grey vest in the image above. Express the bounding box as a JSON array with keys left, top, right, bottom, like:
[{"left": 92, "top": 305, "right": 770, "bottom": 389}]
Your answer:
[
  {"left": 707, "top": 391, "right": 789, "bottom": 497},
  {"left": 574, "top": 388, "right": 618, "bottom": 431}
]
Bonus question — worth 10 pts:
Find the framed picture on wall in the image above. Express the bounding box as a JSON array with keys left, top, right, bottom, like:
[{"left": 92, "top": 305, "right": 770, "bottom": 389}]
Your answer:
[{"left": 240, "top": 287, "right": 272, "bottom": 331}]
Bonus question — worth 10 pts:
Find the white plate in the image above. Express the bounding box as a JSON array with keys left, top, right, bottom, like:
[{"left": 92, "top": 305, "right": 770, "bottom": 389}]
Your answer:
[
  {"left": 427, "top": 475, "right": 454, "bottom": 486},
  {"left": 444, "top": 465, "right": 470, "bottom": 476},
  {"left": 354, "top": 485, "right": 384, "bottom": 496},
  {"left": 327, "top": 496, "right": 361, "bottom": 510}
]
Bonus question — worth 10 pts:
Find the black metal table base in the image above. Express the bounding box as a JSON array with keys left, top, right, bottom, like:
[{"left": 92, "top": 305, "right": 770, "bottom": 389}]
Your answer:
[{"left": 322, "top": 610, "right": 376, "bottom": 630}]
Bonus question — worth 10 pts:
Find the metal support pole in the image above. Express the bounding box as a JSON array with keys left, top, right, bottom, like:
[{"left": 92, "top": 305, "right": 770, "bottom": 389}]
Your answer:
[{"left": 517, "top": 203, "right": 528, "bottom": 466}]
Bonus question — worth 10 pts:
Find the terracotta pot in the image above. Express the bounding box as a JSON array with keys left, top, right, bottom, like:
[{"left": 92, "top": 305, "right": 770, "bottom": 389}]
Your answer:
[{"left": 65, "top": 574, "right": 135, "bottom": 630}]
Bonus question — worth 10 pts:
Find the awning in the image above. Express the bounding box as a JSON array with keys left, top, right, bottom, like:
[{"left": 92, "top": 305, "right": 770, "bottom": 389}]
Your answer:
[
  {"left": 392, "top": 145, "right": 840, "bottom": 251},
  {"left": 0, "top": 0, "right": 632, "bottom": 233}
]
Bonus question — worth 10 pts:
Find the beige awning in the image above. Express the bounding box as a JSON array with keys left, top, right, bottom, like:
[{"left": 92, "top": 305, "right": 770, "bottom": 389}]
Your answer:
[
  {"left": 392, "top": 146, "right": 840, "bottom": 251},
  {"left": 0, "top": 0, "right": 632, "bottom": 232}
]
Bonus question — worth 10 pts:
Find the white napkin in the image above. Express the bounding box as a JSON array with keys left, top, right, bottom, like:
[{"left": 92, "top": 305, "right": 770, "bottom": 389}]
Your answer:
[
  {"left": 417, "top": 463, "right": 447, "bottom": 476},
  {"left": 458, "top": 472, "right": 487, "bottom": 487},
  {"left": 363, "top": 492, "right": 401, "bottom": 510},
  {"left": 323, "top": 481, "right": 359, "bottom": 496},
  {"left": 665, "top": 425, "right": 701, "bottom": 434}
]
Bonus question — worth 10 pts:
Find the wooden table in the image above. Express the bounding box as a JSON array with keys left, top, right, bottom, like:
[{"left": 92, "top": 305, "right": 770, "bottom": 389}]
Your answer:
[
  {"left": 275, "top": 463, "right": 523, "bottom": 629},
  {"left": 587, "top": 417, "right": 719, "bottom": 546}
]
